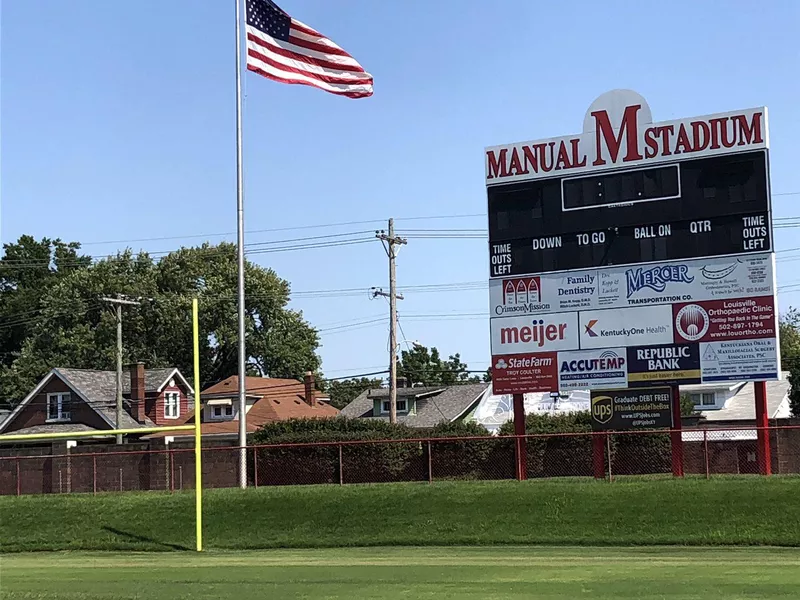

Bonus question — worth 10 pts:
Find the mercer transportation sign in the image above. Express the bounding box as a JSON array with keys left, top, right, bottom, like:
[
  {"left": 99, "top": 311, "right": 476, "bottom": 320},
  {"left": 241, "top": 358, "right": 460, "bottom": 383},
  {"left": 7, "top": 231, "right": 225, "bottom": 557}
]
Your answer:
[{"left": 487, "top": 90, "right": 779, "bottom": 394}]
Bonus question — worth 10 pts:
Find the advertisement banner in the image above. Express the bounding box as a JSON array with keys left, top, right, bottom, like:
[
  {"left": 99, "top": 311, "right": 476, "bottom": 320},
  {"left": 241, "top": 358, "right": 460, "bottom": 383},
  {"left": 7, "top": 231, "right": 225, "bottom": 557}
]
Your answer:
[
  {"left": 489, "top": 253, "right": 774, "bottom": 317},
  {"left": 491, "top": 353, "right": 558, "bottom": 394},
  {"left": 578, "top": 305, "right": 673, "bottom": 349},
  {"left": 590, "top": 387, "right": 673, "bottom": 431},
  {"left": 626, "top": 343, "right": 701, "bottom": 386},
  {"left": 557, "top": 348, "right": 628, "bottom": 391},
  {"left": 672, "top": 295, "right": 776, "bottom": 344},
  {"left": 699, "top": 339, "right": 779, "bottom": 382},
  {"left": 490, "top": 312, "right": 579, "bottom": 355}
]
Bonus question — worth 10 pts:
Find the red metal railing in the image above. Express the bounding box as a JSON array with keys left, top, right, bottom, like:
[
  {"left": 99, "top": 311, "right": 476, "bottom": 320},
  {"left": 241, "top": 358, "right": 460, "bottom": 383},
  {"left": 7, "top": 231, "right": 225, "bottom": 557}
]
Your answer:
[{"left": 1, "top": 425, "right": 799, "bottom": 496}]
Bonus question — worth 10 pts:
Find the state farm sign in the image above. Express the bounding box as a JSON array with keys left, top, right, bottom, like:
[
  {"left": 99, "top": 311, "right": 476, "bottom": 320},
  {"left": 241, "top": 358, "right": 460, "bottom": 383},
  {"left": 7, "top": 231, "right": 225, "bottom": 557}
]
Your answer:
[{"left": 485, "top": 89, "right": 767, "bottom": 184}]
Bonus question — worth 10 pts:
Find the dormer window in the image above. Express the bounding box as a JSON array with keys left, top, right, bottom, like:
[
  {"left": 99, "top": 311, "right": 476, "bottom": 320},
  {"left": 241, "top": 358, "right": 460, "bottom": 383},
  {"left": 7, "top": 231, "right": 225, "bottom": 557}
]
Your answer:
[
  {"left": 212, "top": 404, "right": 234, "bottom": 419},
  {"left": 208, "top": 399, "right": 234, "bottom": 420},
  {"left": 382, "top": 399, "right": 408, "bottom": 413}
]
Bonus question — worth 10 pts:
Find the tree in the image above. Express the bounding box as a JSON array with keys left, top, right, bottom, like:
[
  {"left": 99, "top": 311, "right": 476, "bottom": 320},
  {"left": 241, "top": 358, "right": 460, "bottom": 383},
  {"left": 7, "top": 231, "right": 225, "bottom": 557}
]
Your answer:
[
  {"left": 324, "top": 377, "right": 384, "bottom": 409},
  {"left": 0, "top": 242, "right": 321, "bottom": 403},
  {"left": 780, "top": 308, "right": 800, "bottom": 372},
  {"left": 789, "top": 367, "right": 800, "bottom": 418},
  {"left": 680, "top": 394, "right": 698, "bottom": 417},
  {"left": 398, "top": 345, "right": 479, "bottom": 387},
  {"left": 0, "top": 236, "right": 91, "bottom": 368}
]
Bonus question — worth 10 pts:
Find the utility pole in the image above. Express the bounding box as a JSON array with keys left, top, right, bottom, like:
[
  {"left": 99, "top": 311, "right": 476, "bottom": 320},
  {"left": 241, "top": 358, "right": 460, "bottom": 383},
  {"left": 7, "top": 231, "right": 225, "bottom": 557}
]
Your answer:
[
  {"left": 101, "top": 296, "right": 140, "bottom": 444},
  {"left": 374, "top": 218, "right": 407, "bottom": 424}
]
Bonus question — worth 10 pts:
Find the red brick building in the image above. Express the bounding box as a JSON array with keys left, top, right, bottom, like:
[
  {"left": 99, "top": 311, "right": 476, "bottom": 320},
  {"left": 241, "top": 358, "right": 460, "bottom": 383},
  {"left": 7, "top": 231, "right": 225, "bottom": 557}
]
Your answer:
[{"left": 0, "top": 364, "right": 193, "bottom": 437}]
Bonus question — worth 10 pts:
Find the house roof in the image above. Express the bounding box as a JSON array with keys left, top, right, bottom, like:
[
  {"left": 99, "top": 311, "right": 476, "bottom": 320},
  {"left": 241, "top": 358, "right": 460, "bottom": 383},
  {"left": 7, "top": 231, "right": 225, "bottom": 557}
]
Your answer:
[
  {"left": 200, "top": 375, "right": 311, "bottom": 398},
  {"left": 147, "top": 376, "right": 339, "bottom": 438},
  {"left": 0, "top": 366, "right": 191, "bottom": 434},
  {"left": 696, "top": 376, "right": 790, "bottom": 421},
  {"left": 340, "top": 383, "right": 489, "bottom": 428}
]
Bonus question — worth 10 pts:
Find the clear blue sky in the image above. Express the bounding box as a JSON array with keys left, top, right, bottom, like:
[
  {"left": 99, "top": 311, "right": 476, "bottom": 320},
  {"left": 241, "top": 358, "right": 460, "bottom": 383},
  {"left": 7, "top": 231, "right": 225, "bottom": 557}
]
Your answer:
[{"left": 2, "top": 0, "right": 799, "bottom": 378}]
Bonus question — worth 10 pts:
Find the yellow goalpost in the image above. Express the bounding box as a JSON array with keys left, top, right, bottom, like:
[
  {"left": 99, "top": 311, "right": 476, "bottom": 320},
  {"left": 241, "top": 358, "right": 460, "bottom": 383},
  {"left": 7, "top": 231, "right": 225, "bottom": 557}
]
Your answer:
[{"left": 1, "top": 299, "right": 205, "bottom": 552}]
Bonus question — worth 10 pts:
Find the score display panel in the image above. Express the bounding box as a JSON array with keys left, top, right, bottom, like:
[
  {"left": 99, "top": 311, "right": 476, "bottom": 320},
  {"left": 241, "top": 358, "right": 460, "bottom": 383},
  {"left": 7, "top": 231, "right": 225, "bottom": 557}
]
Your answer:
[{"left": 488, "top": 150, "right": 771, "bottom": 277}]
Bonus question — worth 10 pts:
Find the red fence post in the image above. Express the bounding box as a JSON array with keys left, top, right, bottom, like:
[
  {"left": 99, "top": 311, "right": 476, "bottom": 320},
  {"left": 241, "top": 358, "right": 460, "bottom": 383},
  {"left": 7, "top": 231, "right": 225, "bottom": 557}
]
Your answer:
[
  {"left": 93, "top": 455, "right": 97, "bottom": 495},
  {"left": 16, "top": 459, "right": 20, "bottom": 496},
  {"left": 427, "top": 440, "right": 433, "bottom": 484},
  {"left": 254, "top": 447, "right": 259, "bottom": 488},
  {"left": 592, "top": 433, "right": 605, "bottom": 479},
  {"left": 754, "top": 381, "right": 771, "bottom": 476},
  {"left": 513, "top": 393, "right": 527, "bottom": 481},
  {"left": 338, "top": 444, "right": 344, "bottom": 485},
  {"left": 670, "top": 385, "right": 684, "bottom": 477}
]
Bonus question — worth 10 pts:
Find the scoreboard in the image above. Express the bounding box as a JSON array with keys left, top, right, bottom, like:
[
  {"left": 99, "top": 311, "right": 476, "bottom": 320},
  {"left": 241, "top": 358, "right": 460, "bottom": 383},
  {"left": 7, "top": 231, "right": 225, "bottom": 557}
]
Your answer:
[
  {"left": 485, "top": 90, "right": 778, "bottom": 395},
  {"left": 488, "top": 150, "right": 771, "bottom": 277}
]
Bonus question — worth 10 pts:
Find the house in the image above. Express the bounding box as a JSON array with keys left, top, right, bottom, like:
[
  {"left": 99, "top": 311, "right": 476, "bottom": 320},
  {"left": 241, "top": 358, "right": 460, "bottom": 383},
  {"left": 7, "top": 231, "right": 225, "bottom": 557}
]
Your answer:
[
  {"left": 148, "top": 371, "right": 339, "bottom": 439},
  {"left": 340, "top": 383, "right": 489, "bottom": 428},
  {"left": 470, "top": 388, "right": 590, "bottom": 433},
  {"left": 681, "top": 376, "right": 791, "bottom": 422},
  {"left": 0, "top": 363, "right": 193, "bottom": 438}
]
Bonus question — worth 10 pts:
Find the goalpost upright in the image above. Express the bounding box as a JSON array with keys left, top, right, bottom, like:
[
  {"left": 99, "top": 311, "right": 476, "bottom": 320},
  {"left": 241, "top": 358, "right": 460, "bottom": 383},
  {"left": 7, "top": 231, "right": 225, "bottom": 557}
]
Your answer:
[{"left": 1, "top": 298, "right": 205, "bottom": 552}]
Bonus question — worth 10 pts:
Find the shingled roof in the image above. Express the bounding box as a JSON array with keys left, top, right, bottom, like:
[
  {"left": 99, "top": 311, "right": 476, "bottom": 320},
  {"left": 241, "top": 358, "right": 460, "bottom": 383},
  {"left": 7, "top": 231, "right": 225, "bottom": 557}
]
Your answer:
[
  {"left": 0, "top": 367, "right": 192, "bottom": 433},
  {"left": 340, "top": 383, "right": 489, "bottom": 428}
]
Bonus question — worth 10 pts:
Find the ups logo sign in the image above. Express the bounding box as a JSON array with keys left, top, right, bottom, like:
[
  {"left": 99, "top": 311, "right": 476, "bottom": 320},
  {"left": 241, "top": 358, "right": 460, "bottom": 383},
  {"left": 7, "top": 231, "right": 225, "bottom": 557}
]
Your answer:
[{"left": 592, "top": 395, "right": 613, "bottom": 424}]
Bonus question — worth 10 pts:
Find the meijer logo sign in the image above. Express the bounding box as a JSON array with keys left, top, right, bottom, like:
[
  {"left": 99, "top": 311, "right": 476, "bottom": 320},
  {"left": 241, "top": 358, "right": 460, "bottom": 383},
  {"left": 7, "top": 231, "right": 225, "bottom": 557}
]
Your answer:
[{"left": 490, "top": 313, "right": 579, "bottom": 354}]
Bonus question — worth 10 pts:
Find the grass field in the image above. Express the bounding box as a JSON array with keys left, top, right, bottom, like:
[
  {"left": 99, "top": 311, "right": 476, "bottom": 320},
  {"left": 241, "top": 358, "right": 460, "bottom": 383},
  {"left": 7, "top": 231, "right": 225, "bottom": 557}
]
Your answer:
[
  {"left": 2, "top": 548, "right": 800, "bottom": 599},
  {"left": 2, "top": 478, "right": 800, "bottom": 552}
]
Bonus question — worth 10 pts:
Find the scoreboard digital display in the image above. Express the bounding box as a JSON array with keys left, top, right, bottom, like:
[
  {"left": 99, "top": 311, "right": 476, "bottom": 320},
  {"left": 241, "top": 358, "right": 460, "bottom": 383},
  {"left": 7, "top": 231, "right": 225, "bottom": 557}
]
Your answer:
[{"left": 488, "top": 151, "right": 771, "bottom": 277}]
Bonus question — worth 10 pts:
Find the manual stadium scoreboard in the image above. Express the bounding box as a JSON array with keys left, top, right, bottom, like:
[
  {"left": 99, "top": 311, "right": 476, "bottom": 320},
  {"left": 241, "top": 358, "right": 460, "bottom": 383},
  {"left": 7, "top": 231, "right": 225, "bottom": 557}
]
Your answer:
[
  {"left": 486, "top": 90, "right": 778, "bottom": 399},
  {"left": 488, "top": 150, "right": 770, "bottom": 276}
]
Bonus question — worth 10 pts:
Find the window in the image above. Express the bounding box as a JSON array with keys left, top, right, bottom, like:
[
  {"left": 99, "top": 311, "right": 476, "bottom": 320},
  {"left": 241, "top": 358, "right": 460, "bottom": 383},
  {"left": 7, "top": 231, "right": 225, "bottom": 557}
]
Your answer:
[
  {"left": 211, "top": 404, "right": 234, "bottom": 419},
  {"left": 47, "top": 393, "right": 71, "bottom": 421},
  {"left": 381, "top": 399, "right": 408, "bottom": 413},
  {"left": 164, "top": 392, "right": 180, "bottom": 419},
  {"left": 691, "top": 392, "right": 716, "bottom": 408}
]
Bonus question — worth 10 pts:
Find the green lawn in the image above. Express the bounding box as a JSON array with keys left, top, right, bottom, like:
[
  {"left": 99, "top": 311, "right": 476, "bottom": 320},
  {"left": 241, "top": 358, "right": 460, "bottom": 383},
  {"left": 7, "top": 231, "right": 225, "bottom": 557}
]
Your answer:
[
  {"left": 2, "top": 478, "right": 800, "bottom": 552},
  {"left": 2, "top": 548, "right": 799, "bottom": 599}
]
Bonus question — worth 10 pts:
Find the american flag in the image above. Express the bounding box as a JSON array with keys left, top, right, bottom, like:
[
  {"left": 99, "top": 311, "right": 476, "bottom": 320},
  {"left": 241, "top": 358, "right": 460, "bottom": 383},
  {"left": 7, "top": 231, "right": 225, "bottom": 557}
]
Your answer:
[{"left": 245, "top": 0, "right": 373, "bottom": 99}]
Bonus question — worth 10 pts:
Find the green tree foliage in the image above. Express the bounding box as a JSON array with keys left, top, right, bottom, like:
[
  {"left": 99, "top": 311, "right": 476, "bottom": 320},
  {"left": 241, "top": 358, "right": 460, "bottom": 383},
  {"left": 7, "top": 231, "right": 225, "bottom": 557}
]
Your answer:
[
  {"left": 323, "top": 377, "right": 384, "bottom": 409},
  {"left": 789, "top": 368, "right": 800, "bottom": 419},
  {"left": 0, "top": 240, "right": 320, "bottom": 403},
  {"left": 680, "top": 394, "right": 698, "bottom": 417},
  {"left": 780, "top": 307, "right": 800, "bottom": 371},
  {"left": 0, "top": 236, "right": 91, "bottom": 369},
  {"left": 398, "top": 344, "right": 480, "bottom": 386},
  {"left": 250, "top": 417, "right": 493, "bottom": 485}
]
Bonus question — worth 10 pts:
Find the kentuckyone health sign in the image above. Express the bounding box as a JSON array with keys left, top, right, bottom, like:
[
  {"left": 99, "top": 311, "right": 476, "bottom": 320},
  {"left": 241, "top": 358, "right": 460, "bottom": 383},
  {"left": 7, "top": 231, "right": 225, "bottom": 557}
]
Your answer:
[{"left": 487, "top": 90, "right": 779, "bottom": 394}]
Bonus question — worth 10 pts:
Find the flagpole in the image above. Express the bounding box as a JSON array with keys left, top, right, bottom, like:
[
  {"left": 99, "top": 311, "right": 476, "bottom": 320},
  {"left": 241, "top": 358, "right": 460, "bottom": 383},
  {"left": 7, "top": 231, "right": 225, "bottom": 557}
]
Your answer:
[{"left": 234, "top": 0, "right": 248, "bottom": 489}]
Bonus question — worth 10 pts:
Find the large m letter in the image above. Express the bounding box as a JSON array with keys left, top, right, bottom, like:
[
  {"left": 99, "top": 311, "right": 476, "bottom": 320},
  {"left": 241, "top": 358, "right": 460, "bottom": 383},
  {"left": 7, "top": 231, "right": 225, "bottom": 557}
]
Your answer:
[{"left": 592, "top": 104, "right": 643, "bottom": 166}]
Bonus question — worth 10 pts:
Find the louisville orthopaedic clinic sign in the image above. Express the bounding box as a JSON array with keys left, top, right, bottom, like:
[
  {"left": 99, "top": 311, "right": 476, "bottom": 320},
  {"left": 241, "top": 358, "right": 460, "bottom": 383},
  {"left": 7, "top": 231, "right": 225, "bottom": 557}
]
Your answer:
[{"left": 488, "top": 89, "right": 779, "bottom": 395}]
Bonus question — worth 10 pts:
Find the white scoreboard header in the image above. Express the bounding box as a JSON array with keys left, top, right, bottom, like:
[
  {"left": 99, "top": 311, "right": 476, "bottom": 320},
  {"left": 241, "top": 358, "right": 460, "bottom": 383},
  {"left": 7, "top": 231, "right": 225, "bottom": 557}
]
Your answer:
[{"left": 485, "top": 89, "right": 768, "bottom": 185}]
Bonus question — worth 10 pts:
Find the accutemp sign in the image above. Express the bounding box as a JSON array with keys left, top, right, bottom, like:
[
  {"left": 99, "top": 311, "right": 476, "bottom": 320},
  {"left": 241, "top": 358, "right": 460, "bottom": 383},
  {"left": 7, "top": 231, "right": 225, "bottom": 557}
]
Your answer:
[
  {"left": 485, "top": 89, "right": 767, "bottom": 184},
  {"left": 558, "top": 348, "right": 628, "bottom": 391}
]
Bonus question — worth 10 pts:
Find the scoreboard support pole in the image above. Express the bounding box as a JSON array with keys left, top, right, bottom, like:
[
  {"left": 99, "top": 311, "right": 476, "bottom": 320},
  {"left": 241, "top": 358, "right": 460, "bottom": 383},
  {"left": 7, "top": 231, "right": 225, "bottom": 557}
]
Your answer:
[
  {"left": 592, "top": 435, "right": 606, "bottom": 480},
  {"left": 754, "top": 381, "right": 772, "bottom": 476},
  {"left": 513, "top": 394, "right": 527, "bottom": 481},
  {"left": 670, "top": 385, "right": 684, "bottom": 478}
]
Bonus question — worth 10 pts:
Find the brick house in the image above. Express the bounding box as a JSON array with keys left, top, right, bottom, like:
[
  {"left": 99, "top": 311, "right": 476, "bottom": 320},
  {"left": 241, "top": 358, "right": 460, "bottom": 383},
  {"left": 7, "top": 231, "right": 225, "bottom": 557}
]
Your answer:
[
  {"left": 0, "top": 363, "right": 193, "bottom": 438},
  {"left": 148, "top": 371, "right": 339, "bottom": 440}
]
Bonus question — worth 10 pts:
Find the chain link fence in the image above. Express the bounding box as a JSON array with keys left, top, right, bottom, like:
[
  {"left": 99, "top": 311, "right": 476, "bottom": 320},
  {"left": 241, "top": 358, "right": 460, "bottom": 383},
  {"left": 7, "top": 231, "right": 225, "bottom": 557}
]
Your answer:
[{"left": 2, "top": 425, "right": 800, "bottom": 495}]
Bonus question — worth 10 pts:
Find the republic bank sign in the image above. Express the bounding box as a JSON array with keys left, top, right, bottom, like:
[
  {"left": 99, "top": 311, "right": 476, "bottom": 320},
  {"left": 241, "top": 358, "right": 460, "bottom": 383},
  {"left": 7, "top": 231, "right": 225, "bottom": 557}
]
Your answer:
[{"left": 485, "top": 89, "right": 767, "bottom": 184}]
